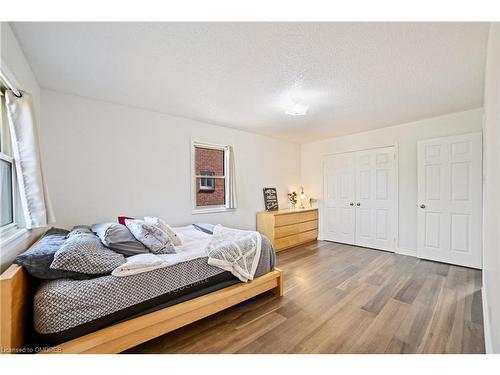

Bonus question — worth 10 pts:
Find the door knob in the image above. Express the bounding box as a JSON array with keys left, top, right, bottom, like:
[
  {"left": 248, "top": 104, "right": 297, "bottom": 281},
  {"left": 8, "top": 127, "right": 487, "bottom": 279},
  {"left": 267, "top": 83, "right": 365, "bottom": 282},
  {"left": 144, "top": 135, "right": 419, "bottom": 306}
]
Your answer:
[
  {"left": 356, "top": 202, "right": 361, "bottom": 206},
  {"left": 349, "top": 202, "right": 354, "bottom": 206},
  {"left": 420, "top": 204, "right": 426, "bottom": 209}
]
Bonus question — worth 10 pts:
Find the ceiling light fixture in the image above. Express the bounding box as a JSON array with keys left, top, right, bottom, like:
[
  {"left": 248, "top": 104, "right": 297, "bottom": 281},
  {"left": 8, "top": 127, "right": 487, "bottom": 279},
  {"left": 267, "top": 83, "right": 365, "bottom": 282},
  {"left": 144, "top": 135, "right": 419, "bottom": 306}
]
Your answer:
[{"left": 285, "top": 102, "right": 308, "bottom": 116}]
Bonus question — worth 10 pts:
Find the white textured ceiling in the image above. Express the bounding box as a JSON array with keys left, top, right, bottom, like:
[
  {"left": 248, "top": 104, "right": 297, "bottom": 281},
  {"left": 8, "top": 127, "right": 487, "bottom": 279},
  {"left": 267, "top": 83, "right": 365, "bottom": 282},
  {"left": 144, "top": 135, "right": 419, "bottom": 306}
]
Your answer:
[{"left": 11, "top": 22, "right": 489, "bottom": 143}]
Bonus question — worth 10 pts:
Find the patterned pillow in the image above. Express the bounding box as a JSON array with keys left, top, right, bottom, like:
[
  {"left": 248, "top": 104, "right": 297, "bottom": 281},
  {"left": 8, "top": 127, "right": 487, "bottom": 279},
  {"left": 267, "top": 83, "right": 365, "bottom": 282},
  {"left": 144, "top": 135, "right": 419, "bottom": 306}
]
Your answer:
[
  {"left": 67, "top": 225, "right": 93, "bottom": 238},
  {"left": 50, "top": 233, "right": 126, "bottom": 275},
  {"left": 144, "top": 216, "right": 182, "bottom": 246},
  {"left": 14, "top": 228, "right": 94, "bottom": 280},
  {"left": 125, "top": 219, "right": 176, "bottom": 254}
]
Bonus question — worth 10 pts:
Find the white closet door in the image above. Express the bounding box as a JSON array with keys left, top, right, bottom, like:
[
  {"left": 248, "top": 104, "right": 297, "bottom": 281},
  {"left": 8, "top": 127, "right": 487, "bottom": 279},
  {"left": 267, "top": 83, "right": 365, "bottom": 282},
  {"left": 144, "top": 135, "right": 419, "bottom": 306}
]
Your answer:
[
  {"left": 355, "top": 146, "right": 397, "bottom": 251},
  {"left": 323, "top": 152, "right": 356, "bottom": 244},
  {"left": 417, "top": 133, "right": 482, "bottom": 269}
]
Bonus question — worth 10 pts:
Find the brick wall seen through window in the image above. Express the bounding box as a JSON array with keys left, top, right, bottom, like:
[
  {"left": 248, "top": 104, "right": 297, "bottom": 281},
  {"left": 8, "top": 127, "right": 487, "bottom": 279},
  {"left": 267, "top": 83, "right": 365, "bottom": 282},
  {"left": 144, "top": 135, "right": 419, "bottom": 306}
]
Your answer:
[{"left": 194, "top": 146, "right": 225, "bottom": 207}]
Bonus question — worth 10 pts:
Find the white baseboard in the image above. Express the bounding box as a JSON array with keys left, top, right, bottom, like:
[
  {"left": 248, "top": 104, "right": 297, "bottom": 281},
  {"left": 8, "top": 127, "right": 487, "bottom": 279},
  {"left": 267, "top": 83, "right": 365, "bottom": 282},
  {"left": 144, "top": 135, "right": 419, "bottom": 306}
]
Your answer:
[
  {"left": 395, "top": 247, "right": 417, "bottom": 257},
  {"left": 318, "top": 239, "right": 418, "bottom": 258},
  {"left": 482, "top": 287, "right": 494, "bottom": 354}
]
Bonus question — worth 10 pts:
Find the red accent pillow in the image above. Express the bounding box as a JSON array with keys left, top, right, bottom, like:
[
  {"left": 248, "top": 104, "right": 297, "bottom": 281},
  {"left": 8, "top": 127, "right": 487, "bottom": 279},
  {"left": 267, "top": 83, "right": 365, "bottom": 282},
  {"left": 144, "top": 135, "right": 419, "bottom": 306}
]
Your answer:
[{"left": 118, "top": 216, "right": 135, "bottom": 225}]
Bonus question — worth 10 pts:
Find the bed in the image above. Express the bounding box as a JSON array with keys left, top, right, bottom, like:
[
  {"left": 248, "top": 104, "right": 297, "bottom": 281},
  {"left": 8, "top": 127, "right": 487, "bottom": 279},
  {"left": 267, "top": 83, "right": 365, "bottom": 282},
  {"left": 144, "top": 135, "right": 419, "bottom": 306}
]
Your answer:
[{"left": 0, "top": 225, "right": 284, "bottom": 354}]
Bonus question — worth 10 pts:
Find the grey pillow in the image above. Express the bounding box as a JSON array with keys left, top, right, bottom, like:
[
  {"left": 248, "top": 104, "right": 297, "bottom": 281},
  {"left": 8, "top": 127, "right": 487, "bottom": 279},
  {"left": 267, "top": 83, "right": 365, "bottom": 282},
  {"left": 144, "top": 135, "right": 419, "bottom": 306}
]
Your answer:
[
  {"left": 91, "top": 222, "right": 148, "bottom": 256},
  {"left": 14, "top": 228, "right": 93, "bottom": 280},
  {"left": 50, "top": 233, "right": 125, "bottom": 275}
]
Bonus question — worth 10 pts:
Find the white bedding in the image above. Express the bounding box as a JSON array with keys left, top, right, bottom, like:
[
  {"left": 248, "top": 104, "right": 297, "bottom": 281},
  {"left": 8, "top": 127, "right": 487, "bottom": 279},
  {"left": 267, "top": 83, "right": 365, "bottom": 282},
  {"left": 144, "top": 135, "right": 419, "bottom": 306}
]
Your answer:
[{"left": 112, "top": 225, "right": 211, "bottom": 277}]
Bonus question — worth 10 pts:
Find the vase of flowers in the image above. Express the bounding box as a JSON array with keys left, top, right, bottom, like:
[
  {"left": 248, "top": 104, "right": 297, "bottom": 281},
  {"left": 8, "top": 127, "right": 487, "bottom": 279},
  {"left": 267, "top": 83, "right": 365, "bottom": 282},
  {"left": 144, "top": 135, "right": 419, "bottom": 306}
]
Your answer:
[{"left": 288, "top": 191, "right": 298, "bottom": 209}]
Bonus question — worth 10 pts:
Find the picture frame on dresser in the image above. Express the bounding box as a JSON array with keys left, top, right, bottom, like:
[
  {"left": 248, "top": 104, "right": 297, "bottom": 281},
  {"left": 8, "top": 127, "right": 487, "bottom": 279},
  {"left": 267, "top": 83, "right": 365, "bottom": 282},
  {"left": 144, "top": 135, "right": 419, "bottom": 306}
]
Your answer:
[{"left": 262, "top": 187, "right": 279, "bottom": 211}]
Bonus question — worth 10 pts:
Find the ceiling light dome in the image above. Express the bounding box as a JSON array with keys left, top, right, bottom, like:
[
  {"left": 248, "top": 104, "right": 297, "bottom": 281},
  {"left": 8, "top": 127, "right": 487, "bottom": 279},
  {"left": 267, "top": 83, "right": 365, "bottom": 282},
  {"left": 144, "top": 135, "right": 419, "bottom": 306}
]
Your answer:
[{"left": 285, "top": 102, "right": 308, "bottom": 116}]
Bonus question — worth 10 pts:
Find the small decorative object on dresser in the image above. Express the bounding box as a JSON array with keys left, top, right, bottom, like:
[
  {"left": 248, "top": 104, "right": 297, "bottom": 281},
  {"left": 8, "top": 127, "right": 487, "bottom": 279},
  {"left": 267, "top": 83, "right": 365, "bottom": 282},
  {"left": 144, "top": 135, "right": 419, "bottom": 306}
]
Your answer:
[
  {"left": 257, "top": 208, "right": 318, "bottom": 252},
  {"left": 299, "top": 186, "right": 306, "bottom": 209},
  {"left": 287, "top": 191, "right": 298, "bottom": 209}
]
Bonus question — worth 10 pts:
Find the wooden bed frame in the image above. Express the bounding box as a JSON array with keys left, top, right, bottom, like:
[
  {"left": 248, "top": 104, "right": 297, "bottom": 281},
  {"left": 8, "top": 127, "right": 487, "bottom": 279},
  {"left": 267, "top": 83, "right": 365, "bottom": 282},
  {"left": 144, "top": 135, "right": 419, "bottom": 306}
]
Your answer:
[{"left": 1, "top": 263, "right": 283, "bottom": 354}]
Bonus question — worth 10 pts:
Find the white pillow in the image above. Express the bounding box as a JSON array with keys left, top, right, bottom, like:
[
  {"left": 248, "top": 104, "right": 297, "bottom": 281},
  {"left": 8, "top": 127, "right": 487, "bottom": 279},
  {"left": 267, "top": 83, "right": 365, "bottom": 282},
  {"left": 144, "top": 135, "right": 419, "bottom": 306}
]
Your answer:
[
  {"left": 144, "top": 216, "right": 183, "bottom": 246},
  {"left": 125, "top": 219, "right": 176, "bottom": 254}
]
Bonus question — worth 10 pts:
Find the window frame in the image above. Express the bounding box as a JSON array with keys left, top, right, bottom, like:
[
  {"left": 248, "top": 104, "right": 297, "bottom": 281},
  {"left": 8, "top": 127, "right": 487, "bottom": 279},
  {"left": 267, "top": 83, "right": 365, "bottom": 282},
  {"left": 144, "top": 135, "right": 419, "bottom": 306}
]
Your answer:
[
  {"left": 191, "top": 140, "right": 232, "bottom": 214},
  {"left": 0, "top": 153, "right": 15, "bottom": 229},
  {"left": 0, "top": 91, "right": 21, "bottom": 241}
]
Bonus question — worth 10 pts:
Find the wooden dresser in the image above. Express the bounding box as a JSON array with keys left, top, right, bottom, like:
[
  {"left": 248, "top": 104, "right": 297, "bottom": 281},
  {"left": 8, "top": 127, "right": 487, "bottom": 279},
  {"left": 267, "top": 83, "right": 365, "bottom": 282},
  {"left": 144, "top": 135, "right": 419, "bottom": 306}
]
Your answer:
[{"left": 257, "top": 208, "right": 318, "bottom": 252}]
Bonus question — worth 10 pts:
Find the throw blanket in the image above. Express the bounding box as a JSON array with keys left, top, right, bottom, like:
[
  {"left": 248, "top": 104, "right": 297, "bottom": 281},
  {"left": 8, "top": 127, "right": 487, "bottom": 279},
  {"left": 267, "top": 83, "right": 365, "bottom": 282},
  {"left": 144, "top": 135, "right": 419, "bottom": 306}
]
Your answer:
[{"left": 207, "top": 225, "right": 262, "bottom": 282}]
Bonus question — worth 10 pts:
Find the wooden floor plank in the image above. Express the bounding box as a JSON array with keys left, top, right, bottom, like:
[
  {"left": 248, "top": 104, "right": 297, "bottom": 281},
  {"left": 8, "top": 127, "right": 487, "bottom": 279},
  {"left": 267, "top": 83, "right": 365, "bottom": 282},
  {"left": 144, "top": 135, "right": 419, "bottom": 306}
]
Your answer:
[
  {"left": 128, "top": 241, "right": 485, "bottom": 354},
  {"left": 352, "top": 299, "right": 411, "bottom": 354}
]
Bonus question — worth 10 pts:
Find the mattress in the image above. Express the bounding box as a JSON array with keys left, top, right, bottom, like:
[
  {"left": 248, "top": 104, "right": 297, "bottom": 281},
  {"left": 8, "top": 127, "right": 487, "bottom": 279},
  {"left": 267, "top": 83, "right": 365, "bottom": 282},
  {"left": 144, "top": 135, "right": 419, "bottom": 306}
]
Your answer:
[{"left": 33, "top": 226, "right": 275, "bottom": 344}]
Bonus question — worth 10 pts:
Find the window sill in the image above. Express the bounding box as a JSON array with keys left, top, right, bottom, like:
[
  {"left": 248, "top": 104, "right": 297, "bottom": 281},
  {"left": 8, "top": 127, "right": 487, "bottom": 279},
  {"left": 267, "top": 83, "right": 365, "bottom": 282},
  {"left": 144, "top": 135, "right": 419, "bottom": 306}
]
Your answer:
[
  {"left": 192, "top": 207, "right": 235, "bottom": 215},
  {"left": 0, "top": 227, "right": 29, "bottom": 247}
]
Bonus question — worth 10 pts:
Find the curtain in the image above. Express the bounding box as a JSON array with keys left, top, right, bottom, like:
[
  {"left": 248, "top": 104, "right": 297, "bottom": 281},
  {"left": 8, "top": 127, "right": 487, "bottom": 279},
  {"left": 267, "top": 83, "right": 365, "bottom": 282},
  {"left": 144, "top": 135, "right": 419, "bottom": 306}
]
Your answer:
[
  {"left": 5, "top": 90, "right": 55, "bottom": 229},
  {"left": 225, "top": 145, "right": 237, "bottom": 209}
]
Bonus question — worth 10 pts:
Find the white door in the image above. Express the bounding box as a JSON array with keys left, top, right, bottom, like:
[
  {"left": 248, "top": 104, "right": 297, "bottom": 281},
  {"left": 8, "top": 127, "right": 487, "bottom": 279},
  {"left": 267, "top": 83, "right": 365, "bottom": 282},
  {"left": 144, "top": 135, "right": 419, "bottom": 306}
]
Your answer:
[
  {"left": 323, "top": 152, "right": 356, "bottom": 244},
  {"left": 417, "top": 132, "right": 482, "bottom": 269},
  {"left": 355, "top": 147, "right": 397, "bottom": 251}
]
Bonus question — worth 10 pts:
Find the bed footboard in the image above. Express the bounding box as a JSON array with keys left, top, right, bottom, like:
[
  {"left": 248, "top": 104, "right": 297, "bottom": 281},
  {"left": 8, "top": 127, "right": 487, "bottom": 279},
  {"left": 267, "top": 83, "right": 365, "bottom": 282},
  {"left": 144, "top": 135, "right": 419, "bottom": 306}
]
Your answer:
[
  {"left": 0, "top": 265, "right": 284, "bottom": 354},
  {"left": 51, "top": 267, "right": 284, "bottom": 354},
  {"left": 0, "top": 265, "right": 30, "bottom": 354}
]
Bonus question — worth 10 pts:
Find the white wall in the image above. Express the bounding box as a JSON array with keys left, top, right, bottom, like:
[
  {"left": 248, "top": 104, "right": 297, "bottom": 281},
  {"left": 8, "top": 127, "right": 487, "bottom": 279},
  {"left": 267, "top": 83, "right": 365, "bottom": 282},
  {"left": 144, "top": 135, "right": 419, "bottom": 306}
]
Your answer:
[
  {"left": 1, "top": 23, "right": 40, "bottom": 115},
  {"left": 301, "top": 108, "right": 483, "bottom": 254},
  {"left": 40, "top": 89, "right": 301, "bottom": 230},
  {"left": 0, "top": 22, "right": 45, "bottom": 272},
  {"left": 482, "top": 22, "right": 500, "bottom": 354}
]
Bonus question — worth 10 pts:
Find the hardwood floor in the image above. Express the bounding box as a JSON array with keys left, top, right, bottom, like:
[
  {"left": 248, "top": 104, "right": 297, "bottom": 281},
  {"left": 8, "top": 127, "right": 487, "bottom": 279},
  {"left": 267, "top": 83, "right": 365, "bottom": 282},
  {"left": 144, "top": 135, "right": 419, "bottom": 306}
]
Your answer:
[{"left": 128, "top": 241, "right": 485, "bottom": 354}]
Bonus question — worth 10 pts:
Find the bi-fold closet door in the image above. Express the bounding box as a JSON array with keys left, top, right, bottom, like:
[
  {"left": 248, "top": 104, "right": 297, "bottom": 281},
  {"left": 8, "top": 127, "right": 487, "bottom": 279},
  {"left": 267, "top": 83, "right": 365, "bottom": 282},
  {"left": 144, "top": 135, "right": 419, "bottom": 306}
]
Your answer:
[{"left": 323, "top": 146, "right": 397, "bottom": 252}]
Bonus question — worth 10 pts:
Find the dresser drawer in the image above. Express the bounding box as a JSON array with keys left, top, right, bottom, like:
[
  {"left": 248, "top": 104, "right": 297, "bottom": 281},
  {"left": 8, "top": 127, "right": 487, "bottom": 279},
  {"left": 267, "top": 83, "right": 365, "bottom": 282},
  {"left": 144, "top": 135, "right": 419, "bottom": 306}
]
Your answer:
[
  {"left": 275, "top": 223, "right": 300, "bottom": 239},
  {"left": 274, "top": 210, "right": 318, "bottom": 227},
  {"left": 299, "top": 229, "right": 318, "bottom": 243},
  {"left": 274, "top": 213, "right": 302, "bottom": 227},
  {"left": 299, "top": 210, "right": 318, "bottom": 222},
  {"left": 274, "top": 219, "right": 318, "bottom": 239},
  {"left": 274, "top": 229, "right": 318, "bottom": 251},
  {"left": 274, "top": 233, "right": 301, "bottom": 250},
  {"left": 299, "top": 219, "right": 318, "bottom": 232}
]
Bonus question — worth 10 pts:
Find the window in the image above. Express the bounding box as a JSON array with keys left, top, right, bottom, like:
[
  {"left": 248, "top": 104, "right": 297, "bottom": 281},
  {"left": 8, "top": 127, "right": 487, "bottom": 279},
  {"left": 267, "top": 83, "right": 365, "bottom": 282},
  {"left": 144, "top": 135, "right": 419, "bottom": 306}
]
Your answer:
[
  {"left": 199, "top": 171, "right": 215, "bottom": 191},
  {"left": 0, "top": 92, "right": 17, "bottom": 233},
  {"left": 0, "top": 157, "right": 13, "bottom": 227},
  {"left": 193, "top": 142, "right": 228, "bottom": 211}
]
